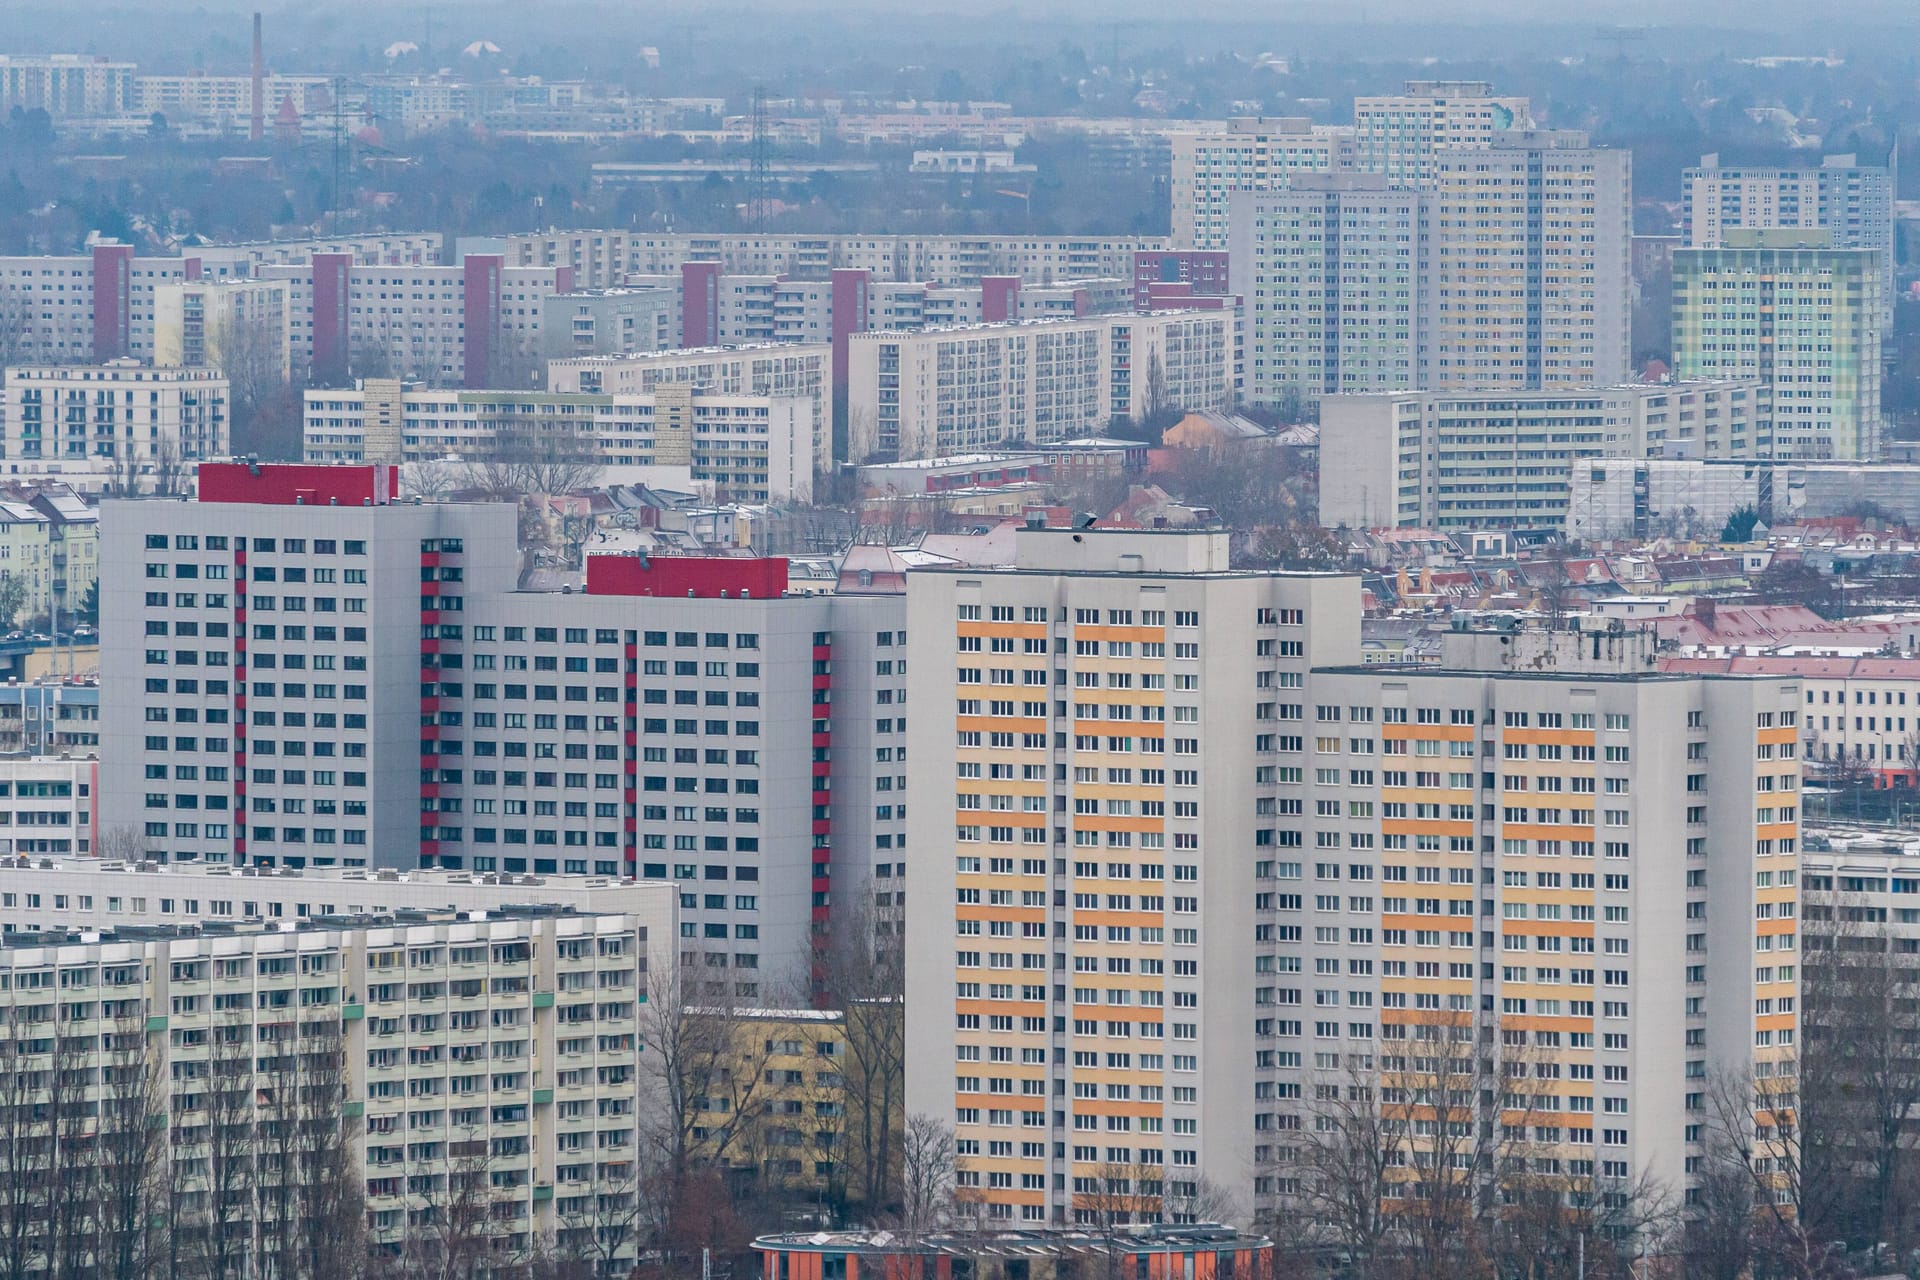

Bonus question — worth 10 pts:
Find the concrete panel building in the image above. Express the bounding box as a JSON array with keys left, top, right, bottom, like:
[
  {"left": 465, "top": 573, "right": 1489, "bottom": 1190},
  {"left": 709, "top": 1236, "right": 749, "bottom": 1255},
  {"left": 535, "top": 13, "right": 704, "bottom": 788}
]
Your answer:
[
  {"left": 903, "top": 526, "right": 1363, "bottom": 1225},
  {"left": 100, "top": 463, "right": 907, "bottom": 986},
  {"left": 904, "top": 543, "right": 1801, "bottom": 1225},
  {"left": 0, "top": 905, "right": 668, "bottom": 1268},
  {"left": 1, "top": 362, "right": 229, "bottom": 482},
  {"left": 846, "top": 312, "right": 1234, "bottom": 461},
  {"left": 1170, "top": 118, "right": 1353, "bottom": 251},
  {"left": 548, "top": 344, "right": 832, "bottom": 471},
  {"left": 303, "top": 384, "right": 815, "bottom": 503},
  {"left": 1683, "top": 153, "right": 1894, "bottom": 312},
  {"left": 1673, "top": 229, "right": 1886, "bottom": 461},
  {"left": 1319, "top": 381, "right": 1764, "bottom": 532},
  {"left": 1229, "top": 176, "right": 1429, "bottom": 407},
  {"left": 1426, "top": 131, "right": 1632, "bottom": 391}
]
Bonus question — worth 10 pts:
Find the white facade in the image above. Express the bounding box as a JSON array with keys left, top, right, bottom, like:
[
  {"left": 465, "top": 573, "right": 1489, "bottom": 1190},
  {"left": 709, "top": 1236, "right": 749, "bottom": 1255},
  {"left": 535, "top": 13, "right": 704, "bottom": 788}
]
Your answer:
[
  {"left": 1, "top": 362, "right": 229, "bottom": 475},
  {"left": 1170, "top": 118, "right": 1353, "bottom": 251},
  {"left": 0, "top": 907, "right": 667, "bottom": 1268},
  {"left": 100, "top": 467, "right": 907, "bottom": 986},
  {"left": 548, "top": 343, "right": 832, "bottom": 468},
  {"left": 1229, "top": 177, "right": 1429, "bottom": 406},
  {"left": 846, "top": 312, "right": 1234, "bottom": 461},
  {"left": 1426, "top": 131, "right": 1632, "bottom": 391},
  {"left": 1352, "top": 80, "right": 1531, "bottom": 180},
  {"left": 483, "top": 231, "right": 1163, "bottom": 289},
  {"left": 303, "top": 385, "right": 816, "bottom": 503},
  {"left": 1320, "top": 382, "right": 1764, "bottom": 531},
  {"left": 0, "top": 754, "right": 95, "bottom": 857}
]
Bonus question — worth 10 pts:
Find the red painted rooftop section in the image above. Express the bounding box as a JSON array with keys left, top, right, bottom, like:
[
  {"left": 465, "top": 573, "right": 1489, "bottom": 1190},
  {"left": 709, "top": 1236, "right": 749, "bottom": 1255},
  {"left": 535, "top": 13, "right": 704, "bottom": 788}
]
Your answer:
[
  {"left": 198, "top": 463, "right": 399, "bottom": 507},
  {"left": 586, "top": 555, "right": 789, "bottom": 599}
]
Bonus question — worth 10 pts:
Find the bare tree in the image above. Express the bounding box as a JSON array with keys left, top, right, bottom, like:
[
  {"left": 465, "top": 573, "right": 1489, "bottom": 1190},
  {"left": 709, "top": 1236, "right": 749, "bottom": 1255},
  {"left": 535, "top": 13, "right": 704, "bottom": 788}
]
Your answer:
[
  {"left": 460, "top": 417, "right": 604, "bottom": 499},
  {"left": 398, "top": 1147, "right": 504, "bottom": 1280},
  {"left": 94, "top": 823, "right": 149, "bottom": 863},
  {"left": 634, "top": 972, "right": 780, "bottom": 1268},
  {"left": 894, "top": 1114, "right": 959, "bottom": 1245},
  {"left": 151, "top": 439, "right": 188, "bottom": 498},
  {"left": 216, "top": 311, "right": 302, "bottom": 461},
  {"left": 0, "top": 1005, "right": 50, "bottom": 1280},
  {"left": 1700, "top": 1064, "right": 1845, "bottom": 1280},
  {"left": 813, "top": 892, "right": 905, "bottom": 1219},
  {"left": 1797, "top": 893, "right": 1920, "bottom": 1257},
  {"left": 94, "top": 1011, "right": 164, "bottom": 1280}
]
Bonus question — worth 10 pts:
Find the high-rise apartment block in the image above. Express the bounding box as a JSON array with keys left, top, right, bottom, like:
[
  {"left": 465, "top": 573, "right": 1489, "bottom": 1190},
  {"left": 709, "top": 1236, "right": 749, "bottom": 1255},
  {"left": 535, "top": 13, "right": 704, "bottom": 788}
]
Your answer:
[
  {"left": 1171, "top": 119, "right": 1353, "bottom": 252},
  {"left": 845, "top": 312, "right": 1235, "bottom": 461},
  {"left": 904, "top": 532, "right": 1799, "bottom": 1226},
  {"left": 903, "top": 527, "right": 1362, "bottom": 1224},
  {"left": 1229, "top": 176, "right": 1429, "bottom": 405},
  {"left": 1171, "top": 82, "right": 1531, "bottom": 251},
  {"left": 1683, "top": 152, "right": 1894, "bottom": 308},
  {"left": 1672, "top": 229, "right": 1886, "bottom": 460},
  {"left": 100, "top": 464, "right": 907, "bottom": 988},
  {"left": 1352, "top": 80, "right": 1532, "bottom": 181},
  {"left": 1226, "top": 126, "right": 1629, "bottom": 407},
  {"left": 1319, "top": 380, "right": 1765, "bottom": 531},
  {"left": 1426, "top": 131, "right": 1631, "bottom": 391}
]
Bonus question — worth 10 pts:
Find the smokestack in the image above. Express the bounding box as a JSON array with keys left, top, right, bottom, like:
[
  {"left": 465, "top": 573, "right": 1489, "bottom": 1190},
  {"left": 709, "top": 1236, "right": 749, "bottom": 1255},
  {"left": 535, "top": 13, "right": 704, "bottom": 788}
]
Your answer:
[{"left": 250, "top": 12, "right": 264, "bottom": 143}]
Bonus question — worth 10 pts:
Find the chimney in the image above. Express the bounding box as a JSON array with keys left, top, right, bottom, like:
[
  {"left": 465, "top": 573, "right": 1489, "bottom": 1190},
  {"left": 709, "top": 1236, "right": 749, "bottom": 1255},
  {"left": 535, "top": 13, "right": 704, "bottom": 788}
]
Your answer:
[{"left": 250, "top": 13, "right": 265, "bottom": 144}]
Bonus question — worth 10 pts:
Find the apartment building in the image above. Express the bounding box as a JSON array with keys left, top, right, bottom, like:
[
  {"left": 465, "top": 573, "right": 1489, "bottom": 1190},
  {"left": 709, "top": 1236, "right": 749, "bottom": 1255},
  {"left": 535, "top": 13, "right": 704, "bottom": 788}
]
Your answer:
[
  {"left": 1228, "top": 176, "right": 1430, "bottom": 406},
  {"left": 0, "top": 55, "right": 135, "bottom": 118},
  {"left": 902, "top": 526, "right": 1363, "bottom": 1225},
  {"left": 133, "top": 74, "right": 333, "bottom": 125},
  {"left": 1170, "top": 118, "right": 1353, "bottom": 251},
  {"left": 1683, "top": 153, "right": 1894, "bottom": 310},
  {"left": 257, "top": 256, "right": 573, "bottom": 388},
  {"left": 1171, "top": 83, "right": 1530, "bottom": 251},
  {"left": 99, "top": 464, "right": 908, "bottom": 986},
  {"left": 1426, "top": 131, "right": 1632, "bottom": 391},
  {"left": 1290, "top": 629, "right": 1801, "bottom": 1223},
  {"left": 1673, "top": 229, "right": 1886, "bottom": 461},
  {"left": 1661, "top": 655, "right": 1920, "bottom": 787},
  {"left": 903, "top": 535, "right": 1799, "bottom": 1225},
  {"left": 1319, "top": 381, "right": 1764, "bottom": 531},
  {"left": 1352, "top": 80, "right": 1532, "bottom": 181},
  {"left": 0, "top": 236, "right": 442, "bottom": 367},
  {"left": 0, "top": 679, "right": 98, "bottom": 755},
  {"left": 0, "top": 754, "right": 96, "bottom": 857},
  {"left": 153, "top": 276, "right": 293, "bottom": 378},
  {"left": 0, "top": 362, "right": 229, "bottom": 482},
  {"left": 479, "top": 231, "right": 1163, "bottom": 289},
  {"left": 302, "top": 384, "right": 816, "bottom": 502},
  {"left": 0, "top": 854, "right": 676, "bottom": 936},
  {"left": 548, "top": 344, "right": 832, "bottom": 471},
  {"left": 539, "top": 288, "right": 677, "bottom": 359},
  {"left": 651, "top": 265, "right": 1130, "bottom": 351},
  {"left": 846, "top": 312, "right": 1235, "bottom": 461},
  {"left": 0, "top": 906, "right": 666, "bottom": 1270}
]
